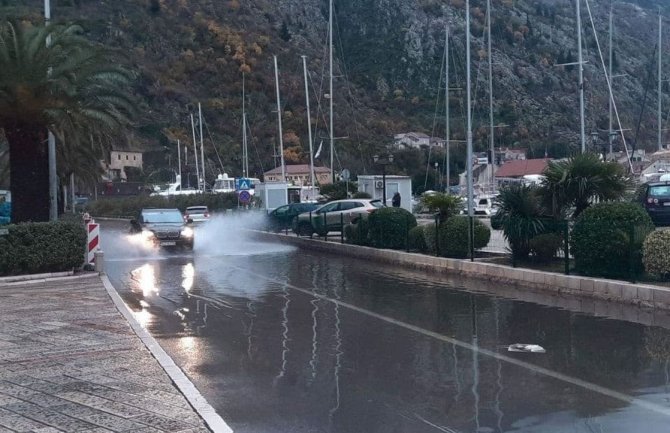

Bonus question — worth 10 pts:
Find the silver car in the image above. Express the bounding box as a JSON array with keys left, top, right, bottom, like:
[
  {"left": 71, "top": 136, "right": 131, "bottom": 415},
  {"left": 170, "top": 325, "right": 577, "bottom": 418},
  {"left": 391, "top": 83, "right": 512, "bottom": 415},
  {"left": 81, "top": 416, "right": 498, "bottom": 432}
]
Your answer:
[
  {"left": 184, "top": 206, "right": 210, "bottom": 223},
  {"left": 293, "top": 199, "right": 384, "bottom": 236}
]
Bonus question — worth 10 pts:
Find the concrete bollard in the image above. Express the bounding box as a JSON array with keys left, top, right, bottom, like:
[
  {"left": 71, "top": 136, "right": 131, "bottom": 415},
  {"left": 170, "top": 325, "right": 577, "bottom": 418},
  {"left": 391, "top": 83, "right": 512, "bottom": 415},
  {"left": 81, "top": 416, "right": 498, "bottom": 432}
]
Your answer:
[{"left": 94, "top": 250, "right": 105, "bottom": 274}]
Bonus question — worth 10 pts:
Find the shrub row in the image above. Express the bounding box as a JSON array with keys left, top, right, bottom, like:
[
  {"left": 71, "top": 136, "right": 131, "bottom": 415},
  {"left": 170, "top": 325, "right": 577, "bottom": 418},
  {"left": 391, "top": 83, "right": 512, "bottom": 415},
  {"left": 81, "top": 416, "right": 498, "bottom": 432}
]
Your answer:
[
  {"left": 348, "top": 212, "right": 491, "bottom": 258},
  {"left": 86, "top": 193, "right": 239, "bottom": 218},
  {"left": 0, "top": 221, "right": 86, "bottom": 276},
  {"left": 571, "top": 203, "right": 654, "bottom": 278}
]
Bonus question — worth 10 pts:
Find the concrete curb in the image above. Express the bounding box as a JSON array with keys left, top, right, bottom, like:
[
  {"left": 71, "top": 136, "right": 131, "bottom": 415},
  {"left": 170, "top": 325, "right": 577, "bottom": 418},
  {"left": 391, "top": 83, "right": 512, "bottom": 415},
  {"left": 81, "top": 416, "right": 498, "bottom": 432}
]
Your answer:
[
  {"left": 100, "top": 275, "right": 233, "bottom": 433},
  {"left": 255, "top": 231, "right": 670, "bottom": 310},
  {"left": 0, "top": 271, "right": 100, "bottom": 287}
]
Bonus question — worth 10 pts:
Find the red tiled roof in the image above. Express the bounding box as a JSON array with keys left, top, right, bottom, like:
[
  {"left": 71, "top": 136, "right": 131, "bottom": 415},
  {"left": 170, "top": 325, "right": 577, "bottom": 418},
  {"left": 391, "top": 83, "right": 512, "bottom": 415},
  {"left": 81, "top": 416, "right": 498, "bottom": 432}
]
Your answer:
[
  {"left": 495, "top": 158, "right": 550, "bottom": 178},
  {"left": 264, "top": 164, "right": 331, "bottom": 175}
]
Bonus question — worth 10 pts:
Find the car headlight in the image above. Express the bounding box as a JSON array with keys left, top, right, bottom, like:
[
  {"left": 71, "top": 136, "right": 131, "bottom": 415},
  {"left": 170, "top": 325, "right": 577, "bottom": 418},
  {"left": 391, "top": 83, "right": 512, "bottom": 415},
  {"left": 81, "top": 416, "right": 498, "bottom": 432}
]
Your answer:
[
  {"left": 180, "top": 227, "right": 194, "bottom": 238},
  {"left": 141, "top": 230, "right": 154, "bottom": 240}
]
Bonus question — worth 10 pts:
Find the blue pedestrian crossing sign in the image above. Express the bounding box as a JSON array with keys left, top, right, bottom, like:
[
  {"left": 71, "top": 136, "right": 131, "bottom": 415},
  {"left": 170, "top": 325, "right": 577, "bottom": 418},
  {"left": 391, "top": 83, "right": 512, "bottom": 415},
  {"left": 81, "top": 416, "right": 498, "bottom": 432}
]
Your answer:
[{"left": 236, "top": 178, "right": 253, "bottom": 191}]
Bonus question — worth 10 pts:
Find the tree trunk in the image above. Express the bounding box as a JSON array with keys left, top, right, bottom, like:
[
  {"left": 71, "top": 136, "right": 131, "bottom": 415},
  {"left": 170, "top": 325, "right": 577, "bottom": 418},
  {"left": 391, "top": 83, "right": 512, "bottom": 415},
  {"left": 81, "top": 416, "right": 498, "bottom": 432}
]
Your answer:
[{"left": 5, "top": 122, "right": 50, "bottom": 223}]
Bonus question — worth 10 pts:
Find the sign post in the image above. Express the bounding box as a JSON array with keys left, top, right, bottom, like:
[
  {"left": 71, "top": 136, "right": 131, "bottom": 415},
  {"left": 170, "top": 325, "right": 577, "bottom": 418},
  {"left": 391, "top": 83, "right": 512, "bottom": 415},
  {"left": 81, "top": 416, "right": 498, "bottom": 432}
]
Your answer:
[{"left": 236, "top": 177, "right": 253, "bottom": 206}]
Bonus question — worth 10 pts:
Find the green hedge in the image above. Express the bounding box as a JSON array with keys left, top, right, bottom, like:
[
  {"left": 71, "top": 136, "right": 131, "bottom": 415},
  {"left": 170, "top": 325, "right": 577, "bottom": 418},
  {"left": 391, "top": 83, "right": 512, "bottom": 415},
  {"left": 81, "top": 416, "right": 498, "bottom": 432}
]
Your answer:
[
  {"left": 408, "top": 225, "right": 427, "bottom": 252},
  {"left": 571, "top": 203, "right": 654, "bottom": 278},
  {"left": 643, "top": 230, "right": 670, "bottom": 278},
  {"left": 438, "top": 216, "right": 490, "bottom": 258},
  {"left": 0, "top": 221, "right": 86, "bottom": 276},
  {"left": 86, "top": 193, "right": 239, "bottom": 217},
  {"left": 344, "top": 218, "right": 370, "bottom": 246},
  {"left": 367, "top": 207, "right": 417, "bottom": 250},
  {"left": 529, "top": 233, "right": 563, "bottom": 263}
]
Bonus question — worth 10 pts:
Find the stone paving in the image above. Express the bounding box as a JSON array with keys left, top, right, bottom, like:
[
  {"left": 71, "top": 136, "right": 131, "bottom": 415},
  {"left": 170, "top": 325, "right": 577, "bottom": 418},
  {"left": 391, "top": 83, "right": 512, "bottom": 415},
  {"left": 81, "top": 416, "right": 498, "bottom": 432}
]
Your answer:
[{"left": 0, "top": 275, "right": 211, "bottom": 433}]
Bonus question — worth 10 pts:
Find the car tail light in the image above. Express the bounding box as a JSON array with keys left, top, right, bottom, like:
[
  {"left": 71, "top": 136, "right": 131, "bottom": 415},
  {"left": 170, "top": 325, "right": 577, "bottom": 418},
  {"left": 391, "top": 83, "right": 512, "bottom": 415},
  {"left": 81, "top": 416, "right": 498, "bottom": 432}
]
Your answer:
[
  {"left": 366, "top": 208, "right": 376, "bottom": 213},
  {"left": 654, "top": 198, "right": 659, "bottom": 204},
  {"left": 204, "top": 212, "right": 209, "bottom": 218},
  {"left": 648, "top": 198, "right": 654, "bottom": 204}
]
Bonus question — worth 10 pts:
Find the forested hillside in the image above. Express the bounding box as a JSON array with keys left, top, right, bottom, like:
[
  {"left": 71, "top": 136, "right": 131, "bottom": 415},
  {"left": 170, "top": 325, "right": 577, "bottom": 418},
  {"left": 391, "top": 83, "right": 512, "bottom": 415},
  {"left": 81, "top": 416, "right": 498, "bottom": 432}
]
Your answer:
[{"left": 1, "top": 0, "right": 668, "bottom": 186}]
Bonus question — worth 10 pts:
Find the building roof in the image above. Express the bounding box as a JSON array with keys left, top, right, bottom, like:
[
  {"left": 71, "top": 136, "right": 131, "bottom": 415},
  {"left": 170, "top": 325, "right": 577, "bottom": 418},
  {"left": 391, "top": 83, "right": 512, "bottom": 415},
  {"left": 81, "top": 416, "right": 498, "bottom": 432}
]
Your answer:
[
  {"left": 495, "top": 158, "right": 550, "bottom": 178},
  {"left": 264, "top": 164, "right": 331, "bottom": 175}
]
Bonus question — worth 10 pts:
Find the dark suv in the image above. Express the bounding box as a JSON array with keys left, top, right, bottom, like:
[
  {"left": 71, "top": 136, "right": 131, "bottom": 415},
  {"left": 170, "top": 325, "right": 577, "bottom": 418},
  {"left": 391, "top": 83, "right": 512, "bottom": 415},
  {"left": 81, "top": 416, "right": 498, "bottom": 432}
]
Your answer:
[
  {"left": 637, "top": 181, "right": 670, "bottom": 226},
  {"left": 130, "top": 208, "right": 194, "bottom": 249}
]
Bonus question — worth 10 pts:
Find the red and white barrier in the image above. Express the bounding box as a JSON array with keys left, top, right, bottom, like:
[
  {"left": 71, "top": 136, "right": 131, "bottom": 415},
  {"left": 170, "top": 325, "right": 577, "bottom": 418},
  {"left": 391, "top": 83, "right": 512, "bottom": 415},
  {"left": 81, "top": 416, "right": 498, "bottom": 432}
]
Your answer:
[{"left": 87, "top": 222, "right": 100, "bottom": 265}]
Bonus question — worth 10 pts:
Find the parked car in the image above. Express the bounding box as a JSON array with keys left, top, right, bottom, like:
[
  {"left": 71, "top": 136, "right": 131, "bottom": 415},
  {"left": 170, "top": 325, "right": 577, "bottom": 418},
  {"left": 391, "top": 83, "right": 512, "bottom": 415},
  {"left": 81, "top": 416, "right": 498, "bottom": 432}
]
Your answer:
[
  {"left": 267, "top": 202, "right": 319, "bottom": 232},
  {"left": 130, "top": 208, "right": 194, "bottom": 249},
  {"left": 474, "top": 195, "right": 498, "bottom": 216},
  {"left": 636, "top": 181, "right": 670, "bottom": 226},
  {"left": 184, "top": 206, "right": 210, "bottom": 223},
  {"left": 293, "top": 199, "right": 384, "bottom": 236}
]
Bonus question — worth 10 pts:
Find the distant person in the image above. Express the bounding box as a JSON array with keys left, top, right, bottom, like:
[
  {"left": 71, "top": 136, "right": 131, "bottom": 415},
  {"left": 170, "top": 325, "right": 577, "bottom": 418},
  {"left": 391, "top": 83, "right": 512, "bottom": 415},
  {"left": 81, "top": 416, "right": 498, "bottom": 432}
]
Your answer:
[{"left": 392, "top": 192, "right": 401, "bottom": 208}]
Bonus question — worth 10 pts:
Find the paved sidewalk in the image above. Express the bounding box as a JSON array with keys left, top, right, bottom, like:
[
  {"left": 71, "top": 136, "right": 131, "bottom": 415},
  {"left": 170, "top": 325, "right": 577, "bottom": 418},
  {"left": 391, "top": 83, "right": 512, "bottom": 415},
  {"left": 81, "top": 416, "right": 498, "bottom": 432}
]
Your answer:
[{"left": 0, "top": 274, "right": 211, "bottom": 433}]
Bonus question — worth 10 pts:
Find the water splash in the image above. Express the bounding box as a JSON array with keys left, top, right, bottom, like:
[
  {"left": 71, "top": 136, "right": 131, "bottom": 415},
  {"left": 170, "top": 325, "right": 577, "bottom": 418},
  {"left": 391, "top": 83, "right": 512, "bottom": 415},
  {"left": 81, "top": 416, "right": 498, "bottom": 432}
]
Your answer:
[{"left": 193, "top": 212, "right": 296, "bottom": 257}]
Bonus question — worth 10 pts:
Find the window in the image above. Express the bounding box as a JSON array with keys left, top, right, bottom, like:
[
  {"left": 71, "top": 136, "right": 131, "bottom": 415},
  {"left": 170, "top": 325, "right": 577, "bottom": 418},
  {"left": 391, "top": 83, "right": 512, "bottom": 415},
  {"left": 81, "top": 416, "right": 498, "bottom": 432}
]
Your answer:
[
  {"left": 133, "top": 155, "right": 136, "bottom": 161},
  {"left": 126, "top": 155, "right": 129, "bottom": 160},
  {"left": 117, "top": 154, "right": 121, "bottom": 160},
  {"left": 318, "top": 203, "right": 338, "bottom": 213}
]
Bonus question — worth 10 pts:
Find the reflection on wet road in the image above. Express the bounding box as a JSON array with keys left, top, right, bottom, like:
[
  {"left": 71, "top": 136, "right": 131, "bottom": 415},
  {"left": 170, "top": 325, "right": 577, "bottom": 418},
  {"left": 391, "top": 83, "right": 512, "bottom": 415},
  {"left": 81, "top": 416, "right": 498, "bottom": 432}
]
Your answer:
[{"left": 103, "top": 219, "right": 670, "bottom": 433}]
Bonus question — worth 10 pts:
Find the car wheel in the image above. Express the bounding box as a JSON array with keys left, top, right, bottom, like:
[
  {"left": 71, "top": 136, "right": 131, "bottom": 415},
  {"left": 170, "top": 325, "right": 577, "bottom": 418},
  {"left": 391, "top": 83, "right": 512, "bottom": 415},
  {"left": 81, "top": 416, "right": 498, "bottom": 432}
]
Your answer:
[{"left": 297, "top": 222, "right": 314, "bottom": 237}]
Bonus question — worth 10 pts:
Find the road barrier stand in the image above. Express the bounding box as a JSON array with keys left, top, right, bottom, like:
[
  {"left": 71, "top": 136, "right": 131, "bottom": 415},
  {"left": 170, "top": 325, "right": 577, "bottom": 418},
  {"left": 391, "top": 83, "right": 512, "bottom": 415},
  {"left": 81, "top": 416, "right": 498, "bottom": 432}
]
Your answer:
[{"left": 86, "top": 222, "right": 100, "bottom": 266}]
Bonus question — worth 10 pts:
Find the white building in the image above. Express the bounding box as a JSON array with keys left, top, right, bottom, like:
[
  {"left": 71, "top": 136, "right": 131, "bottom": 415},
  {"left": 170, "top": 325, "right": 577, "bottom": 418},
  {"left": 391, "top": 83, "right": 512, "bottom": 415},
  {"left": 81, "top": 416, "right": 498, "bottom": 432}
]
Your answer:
[
  {"left": 357, "top": 175, "right": 412, "bottom": 212},
  {"left": 393, "top": 132, "right": 444, "bottom": 149},
  {"left": 105, "top": 150, "right": 143, "bottom": 181}
]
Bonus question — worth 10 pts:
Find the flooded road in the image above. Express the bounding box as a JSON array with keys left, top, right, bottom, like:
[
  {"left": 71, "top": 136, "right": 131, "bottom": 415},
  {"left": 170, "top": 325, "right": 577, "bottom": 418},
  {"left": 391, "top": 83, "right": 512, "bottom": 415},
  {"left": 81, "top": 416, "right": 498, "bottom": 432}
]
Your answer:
[{"left": 102, "top": 218, "right": 670, "bottom": 433}]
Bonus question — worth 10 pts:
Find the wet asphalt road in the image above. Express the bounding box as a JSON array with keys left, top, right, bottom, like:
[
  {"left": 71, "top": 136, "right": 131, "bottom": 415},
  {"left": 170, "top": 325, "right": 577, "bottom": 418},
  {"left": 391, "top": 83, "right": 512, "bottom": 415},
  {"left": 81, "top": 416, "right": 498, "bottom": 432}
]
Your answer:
[{"left": 102, "top": 217, "right": 670, "bottom": 433}]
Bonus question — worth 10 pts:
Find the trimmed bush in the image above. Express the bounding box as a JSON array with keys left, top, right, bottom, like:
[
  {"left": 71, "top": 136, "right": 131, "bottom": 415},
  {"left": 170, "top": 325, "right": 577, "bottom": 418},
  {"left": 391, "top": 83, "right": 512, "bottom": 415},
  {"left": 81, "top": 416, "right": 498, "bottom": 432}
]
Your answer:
[
  {"left": 643, "top": 230, "right": 670, "bottom": 278},
  {"left": 424, "top": 223, "right": 438, "bottom": 253},
  {"left": 571, "top": 203, "right": 654, "bottom": 278},
  {"left": 367, "top": 207, "right": 417, "bottom": 249},
  {"left": 408, "top": 225, "right": 427, "bottom": 252},
  {"left": 87, "top": 193, "right": 239, "bottom": 218},
  {"left": 344, "top": 219, "right": 370, "bottom": 246},
  {"left": 529, "top": 233, "right": 563, "bottom": 262},
  {"left": 0, "top": 221, "right": 86, "bottom": 276},
  {"left": 439, "top": 216, "right": 491, "bottom": 258},
  {"left": 352, "top": 191, "right": 372, "bottom": 199}
]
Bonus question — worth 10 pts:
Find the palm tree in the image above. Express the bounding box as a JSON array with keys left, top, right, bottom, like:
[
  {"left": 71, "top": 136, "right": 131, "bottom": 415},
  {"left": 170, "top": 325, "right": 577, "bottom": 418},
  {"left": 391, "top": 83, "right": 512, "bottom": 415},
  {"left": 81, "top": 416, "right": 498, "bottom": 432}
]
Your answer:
[
  {"left": 0, "top": 21, "right": 134, "bottom": 222},
  {"left": 495, "top": 184, "right": 546, "bottom": 259},
  {"left": 540, "top": 153, "right": 629, "bottom": 219}
]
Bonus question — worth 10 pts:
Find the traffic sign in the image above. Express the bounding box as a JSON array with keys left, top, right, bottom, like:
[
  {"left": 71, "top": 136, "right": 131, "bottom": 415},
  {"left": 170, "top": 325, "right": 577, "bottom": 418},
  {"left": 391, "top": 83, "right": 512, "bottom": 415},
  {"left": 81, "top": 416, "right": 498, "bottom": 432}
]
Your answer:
[
  {"left": 341, "top": 168, "right": 350, "bottom": 181},
  {"left": 236, "top": 178, "right": 253, "bottom": 191},
  {"left": 238, "top": 190, "right": 252, "bottom": 204}
]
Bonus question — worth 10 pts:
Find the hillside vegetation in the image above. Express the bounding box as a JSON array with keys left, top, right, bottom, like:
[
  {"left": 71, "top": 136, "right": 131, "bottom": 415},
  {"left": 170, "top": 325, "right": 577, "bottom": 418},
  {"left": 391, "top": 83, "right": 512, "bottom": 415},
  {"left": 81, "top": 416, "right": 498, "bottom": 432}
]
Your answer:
[{"left": 0, "top": 0, "right": 668, "bottom": 186}]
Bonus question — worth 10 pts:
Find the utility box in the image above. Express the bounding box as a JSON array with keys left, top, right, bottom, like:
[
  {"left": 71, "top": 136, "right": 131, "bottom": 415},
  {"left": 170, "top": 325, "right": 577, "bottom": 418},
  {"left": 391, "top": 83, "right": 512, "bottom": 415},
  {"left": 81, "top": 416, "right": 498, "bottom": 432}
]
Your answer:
[
  {"left": 357, "top": 175, "right": 412, "bottom": 212},
  {"left": 256, "top": 182, "right": 289, "bottom": 212}
]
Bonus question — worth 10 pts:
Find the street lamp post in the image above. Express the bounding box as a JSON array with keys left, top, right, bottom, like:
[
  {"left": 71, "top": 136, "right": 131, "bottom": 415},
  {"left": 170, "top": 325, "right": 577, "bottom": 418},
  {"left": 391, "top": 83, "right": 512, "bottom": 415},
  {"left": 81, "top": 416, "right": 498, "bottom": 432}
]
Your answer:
[{"left": 373, "top": 154, "right": 394, "bottom": 206}]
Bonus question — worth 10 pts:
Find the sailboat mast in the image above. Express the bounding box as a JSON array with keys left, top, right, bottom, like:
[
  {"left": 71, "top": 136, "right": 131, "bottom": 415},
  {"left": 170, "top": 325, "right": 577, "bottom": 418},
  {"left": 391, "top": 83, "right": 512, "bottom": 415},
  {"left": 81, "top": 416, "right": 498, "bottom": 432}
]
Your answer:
[
  {"left": 190, "top": 114, "right": 200, "bottom": 191},
  {"left": 177, "top": 139, "right": 182, "bottom": 184},
  {"left": 659, "top": 10, "right": 663, "bottom": 151},
  {"left": 198, "top": 103, "right": 205, "bottom": 190},
  {"left": 608, "top": 3, "right": 613, "bottom": 159},
  {"left": 445, "top": 24, "right": 450, "bottom": 193},
  {"left": 487, "top": 0, "right": 494, "bottom": 190},
  {"left": 274, "top": 55, "right": 286, "bottom": 182},
  {"left": 303, "top": 56, "right": 316, "bottom": 189},
  {"left": 242, "top": 73, "right": 248, "bottom": 177},
  {"left": 466, "top": 0, "right": 474, "bottom": 219},
  {"left": 577, "top": 0, "right": 585, "bottom": 153},
  {"left": 329, "top": 0, "right": 335, "bottom": 183}
]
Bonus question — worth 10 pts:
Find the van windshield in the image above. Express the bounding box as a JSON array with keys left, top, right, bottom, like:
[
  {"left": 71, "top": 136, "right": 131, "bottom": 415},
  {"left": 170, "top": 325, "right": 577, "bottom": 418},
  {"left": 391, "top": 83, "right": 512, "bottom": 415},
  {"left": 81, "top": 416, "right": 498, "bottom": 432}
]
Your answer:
[{"left": 649, "top": 186, "right": 670, "bottom": 198}]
